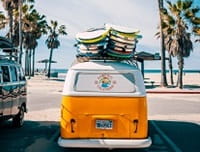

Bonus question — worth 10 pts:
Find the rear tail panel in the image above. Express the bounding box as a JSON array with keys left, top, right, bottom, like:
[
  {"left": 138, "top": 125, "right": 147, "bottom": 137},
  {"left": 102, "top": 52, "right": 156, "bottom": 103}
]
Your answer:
[{"left": 60, "top": 96, "right": 148, "bottom": 139}]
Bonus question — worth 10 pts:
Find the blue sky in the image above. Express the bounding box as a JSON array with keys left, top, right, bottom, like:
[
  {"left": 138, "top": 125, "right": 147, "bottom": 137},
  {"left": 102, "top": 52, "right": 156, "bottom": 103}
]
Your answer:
[{"left": 0, "top": 0, "right": 200, "bottom": 70}]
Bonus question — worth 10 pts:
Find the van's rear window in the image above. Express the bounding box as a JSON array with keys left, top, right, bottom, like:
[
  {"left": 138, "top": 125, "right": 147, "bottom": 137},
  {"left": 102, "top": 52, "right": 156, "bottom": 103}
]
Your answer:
[{"left": 74, "top": 73, "right": 136, "bottom": 93}]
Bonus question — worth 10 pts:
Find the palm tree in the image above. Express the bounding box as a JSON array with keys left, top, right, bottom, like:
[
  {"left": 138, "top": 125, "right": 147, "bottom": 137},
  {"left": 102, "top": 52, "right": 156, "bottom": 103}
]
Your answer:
[
  {"left": 157, "top": 0, "right": 168, "bottom": 87},
  {"left": 30, "top": 16, "right": 47, "bottom": 76},
  {"left": 155, "top": 29, "right": 174, "bottom": 86},
  {"left": 161, "top": 0, "right": 200, "bottom": 89},
  {"left": 1, "top": 0, "right": 35, "bottom": 63},
  {"left": 168, "top": 54, "right": 174, "bottom": 85},
  {"left": 23, "top": 32, "right": 34, "bottom": 76},
  {"left": 18, "top": 0, "right": 34, "bottom": 64},
  {"left": 22, "top": 4, "right": 47, "bottom": 76},
  {"left": 45, "top": 20, "right": 67, "bottom": 78},
  {"left": 0, "top": 0, "right": 17, "bottom": 41}
]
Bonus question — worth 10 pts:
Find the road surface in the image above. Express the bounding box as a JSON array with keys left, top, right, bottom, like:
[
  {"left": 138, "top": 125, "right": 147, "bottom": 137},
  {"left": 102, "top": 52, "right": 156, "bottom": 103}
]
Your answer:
[{"left": 0, "top": 79, "right": 200, "bottom": 152}]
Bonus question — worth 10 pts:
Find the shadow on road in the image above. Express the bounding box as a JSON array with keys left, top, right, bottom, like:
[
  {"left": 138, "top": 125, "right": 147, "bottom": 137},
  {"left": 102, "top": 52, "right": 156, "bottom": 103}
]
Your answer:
[
  {"left": 151, "top": 120, "right": 200, "bottom": 152},
  {"left": 0, "top": 120, "right": 59, "bottom": 152},
  {"left": 183, "top": 84, "right": 200, "bottom": 89},
  {"left": 0, "top": 120, "right": 199, "bottom": 152}
]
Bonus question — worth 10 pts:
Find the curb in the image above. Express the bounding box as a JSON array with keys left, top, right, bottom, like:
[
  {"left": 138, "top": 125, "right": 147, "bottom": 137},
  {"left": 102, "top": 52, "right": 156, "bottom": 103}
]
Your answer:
[{"left": 147, "top": 90, "right": 200, "bottom": 94}]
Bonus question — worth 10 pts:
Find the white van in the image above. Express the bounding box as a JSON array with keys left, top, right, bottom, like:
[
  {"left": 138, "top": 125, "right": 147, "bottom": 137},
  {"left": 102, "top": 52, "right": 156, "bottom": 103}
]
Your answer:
[{"left": 58, "top": 60, "right": 151, "bottom": 149}]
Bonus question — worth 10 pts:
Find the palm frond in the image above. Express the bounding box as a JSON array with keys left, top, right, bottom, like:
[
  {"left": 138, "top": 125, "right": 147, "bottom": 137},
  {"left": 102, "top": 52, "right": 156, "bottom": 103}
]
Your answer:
[
  {"left": 184, "top": 9, "right": 194, "bottom": 19},
  {"left": 169, "top": 3, "right": 180, "bottom": 16},
  {"left": 155, "top": 31, "right": 161, "bottom": 39},
  {"left": 163, "top": 14, "right": 176, "bottom": 26},
  {"left": 193, "top": 26, "right": 200, "bottom": 35},
  {"left": 58, "top": 25, "right": 67, "bottom": 35},
  {"left": 166, "top": 0, "right": 172, "bottom": 8},
  {"left": 161, "top": 8, "right": 168, "bottom": 15},
  {"left": 182, "top": 0, "right": 193, "bottom": 10},
  {"left": 22, "top": 4, "right": 29, "bottom": 13},
  {"left": 191, "top": 17, "right": 200, "bottom": 25},
  {"left": 177, "top": 0, "right": 183, "bottom": 11},
  {"left": 191, "top": 7, "right": 200, "bottom": 14},
  {"left": 29, "top": 4, "right": 34, "bottom": 10}
]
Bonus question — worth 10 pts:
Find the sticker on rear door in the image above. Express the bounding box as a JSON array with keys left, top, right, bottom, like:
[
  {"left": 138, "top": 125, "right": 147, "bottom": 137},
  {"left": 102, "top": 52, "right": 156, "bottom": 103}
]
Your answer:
[{"left": 95, "top": 74, "right": 116, "bottom": 91}]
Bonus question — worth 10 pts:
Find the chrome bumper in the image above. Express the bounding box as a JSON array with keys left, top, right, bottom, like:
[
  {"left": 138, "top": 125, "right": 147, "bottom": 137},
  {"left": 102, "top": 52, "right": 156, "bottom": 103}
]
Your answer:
[{"left": 58, "top": 137, "right": 152, "bottom": 149}]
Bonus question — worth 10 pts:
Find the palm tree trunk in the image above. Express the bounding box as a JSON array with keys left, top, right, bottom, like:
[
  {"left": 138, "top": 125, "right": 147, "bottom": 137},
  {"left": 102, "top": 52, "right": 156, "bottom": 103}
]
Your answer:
[
  {"left": 25, "top": 49, "right": 28, "bottom": 76},
  {"left": 31, "top": 49, "right": 35, "bottom": 76},
  {"left": 47, "top": 48, "right": 54, "bottom": 78},
  {"left": 177, "top": 54, "right": 184, "bottom": 89},
  {"left": 8, "top": 9, "right": 13, "bottom": 42},
  {"left": 168, "top": 54, "right": 174, "bottom": 85},
  {"left": 28, "top": 49, "right": 32, "bottom": 77},
  {"left": 18, "top": 0, "right": 23, "bottom": 65},
  {"left": 158, "top": 0, "right": 168, "bottom": 87}
]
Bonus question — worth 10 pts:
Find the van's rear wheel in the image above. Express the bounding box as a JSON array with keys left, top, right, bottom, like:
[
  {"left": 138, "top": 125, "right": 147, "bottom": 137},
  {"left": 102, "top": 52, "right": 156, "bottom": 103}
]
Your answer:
[{"left": 13, "top": 106, "right": 25, "bottom": 127}]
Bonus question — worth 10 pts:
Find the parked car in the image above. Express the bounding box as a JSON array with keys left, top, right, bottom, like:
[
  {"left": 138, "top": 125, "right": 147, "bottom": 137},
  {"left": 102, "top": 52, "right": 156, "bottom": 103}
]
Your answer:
[
  {"left": 58, "top": 60, "right": 151, "bottom": 149},
  {"left": 0, "top": 58, "right": 27, "bottom": 127}
]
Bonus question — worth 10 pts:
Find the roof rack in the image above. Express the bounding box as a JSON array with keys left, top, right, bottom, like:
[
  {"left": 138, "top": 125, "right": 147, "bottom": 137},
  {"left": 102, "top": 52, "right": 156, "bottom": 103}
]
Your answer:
[
  {"left": 0, "top": 54, "right": 17, "bottom": 60},
  {"left": 75, "top": 54, "right": 138, "bottom": 68}
]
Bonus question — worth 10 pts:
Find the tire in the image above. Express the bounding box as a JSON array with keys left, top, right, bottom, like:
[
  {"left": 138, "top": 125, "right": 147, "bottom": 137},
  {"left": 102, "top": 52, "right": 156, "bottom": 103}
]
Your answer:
[{"left": 13, "top": 106, "right": 25, "bottom": 127}]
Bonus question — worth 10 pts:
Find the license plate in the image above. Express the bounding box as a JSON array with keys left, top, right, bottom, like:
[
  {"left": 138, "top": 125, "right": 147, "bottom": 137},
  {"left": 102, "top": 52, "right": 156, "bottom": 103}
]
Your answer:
[{"left": 96, "top": 120, "right": 113, "bottom": 129}]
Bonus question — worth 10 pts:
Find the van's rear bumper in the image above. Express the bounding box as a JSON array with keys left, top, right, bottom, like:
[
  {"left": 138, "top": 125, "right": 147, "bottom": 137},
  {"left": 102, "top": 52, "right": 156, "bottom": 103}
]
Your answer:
[{"left": 58, "top": 137, "right": 152, "bottom": 149}]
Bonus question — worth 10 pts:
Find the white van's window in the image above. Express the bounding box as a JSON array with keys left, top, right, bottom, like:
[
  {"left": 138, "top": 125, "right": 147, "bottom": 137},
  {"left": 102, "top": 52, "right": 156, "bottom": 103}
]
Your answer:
[
  {"left": 1, "top": 66, "right": 10, "bottom": 83},
  {"left": 10, "top": 66, "right": 18, "bottom": 82},
  {"left": 75, "top": 73, "right": 136, "bottom": 93}
]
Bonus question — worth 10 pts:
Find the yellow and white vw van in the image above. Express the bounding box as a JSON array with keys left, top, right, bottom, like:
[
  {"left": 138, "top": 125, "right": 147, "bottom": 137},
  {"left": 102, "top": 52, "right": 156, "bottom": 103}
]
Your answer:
[{"left": 58, "top": 60, "right": 151, "bottom": 149}]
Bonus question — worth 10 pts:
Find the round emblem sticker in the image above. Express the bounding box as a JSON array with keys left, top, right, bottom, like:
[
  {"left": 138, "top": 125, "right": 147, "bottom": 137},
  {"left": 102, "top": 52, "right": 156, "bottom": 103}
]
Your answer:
[{"left": 95, "top": 74, "right": 116, "bottom": 91}]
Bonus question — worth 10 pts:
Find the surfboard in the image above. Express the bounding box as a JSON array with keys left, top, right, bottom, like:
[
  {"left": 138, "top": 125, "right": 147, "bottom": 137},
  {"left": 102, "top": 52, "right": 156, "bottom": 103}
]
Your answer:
[
  {"left": 75, "top": 24, "right": 141, "bottom": 59},
  {"left": 107, "top": 44, "right": 133, "bottom": 52},
  {"left": 76, "top": 29, "right": 109, "bottom": 44},
  {"left": 109, "top": 39, "right": 135, "bottom": 49},
  {"left": 105, "top": 23, "right": 140, "bottom": 34},
  {"left": 110, "top": 30, "right": 142, "bottom": 41},
  {"left": 106, "top": 49, "right": 134, "bottom": 58},
  {"left": 77, "top": 41, "right": 107, "bottom": 50},
  {"left": 109, "top": 49, "right": 133, "bottom": 54},
  {"left": 109, "top": 35, "right": 135, "bottom": 45},
  {"left": 106, "top": 23, "right": 142, "bottom": 44},
  {"left": 77, "top": 49, "right": 100, "bottom": 54}
]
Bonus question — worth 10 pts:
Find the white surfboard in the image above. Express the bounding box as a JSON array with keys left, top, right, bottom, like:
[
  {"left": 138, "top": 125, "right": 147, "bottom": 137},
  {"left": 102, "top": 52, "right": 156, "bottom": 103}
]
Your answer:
[
  {"left": 77, "top": 41, "right": 107, "bottom": 50},
  {"left": 105, "top": 23, "right": 140, "bottom": 34},
  {"left": 76, "top": 29, "right": 109, "bottom": 43}
]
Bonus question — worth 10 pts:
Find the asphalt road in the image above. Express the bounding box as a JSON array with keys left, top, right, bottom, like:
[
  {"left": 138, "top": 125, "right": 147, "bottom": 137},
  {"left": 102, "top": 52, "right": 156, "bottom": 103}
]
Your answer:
[
  {"left": 0, "top": 93, "right": 200, "bottom": 152},
  {"left": 0, "top": 119, "right": 200, "bottom": 152}
]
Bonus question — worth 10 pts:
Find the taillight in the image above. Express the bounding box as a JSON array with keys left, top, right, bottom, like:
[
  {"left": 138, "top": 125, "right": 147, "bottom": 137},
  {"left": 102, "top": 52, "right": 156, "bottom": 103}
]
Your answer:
[
  {"left": 70, "top": 119, "right": 76, "bottom": 133},
  {"left": 133, "top": 119, "right": 138, "bottom": 133}
]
